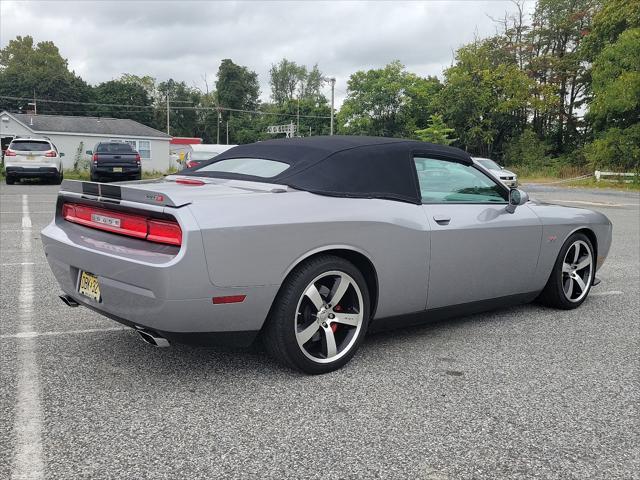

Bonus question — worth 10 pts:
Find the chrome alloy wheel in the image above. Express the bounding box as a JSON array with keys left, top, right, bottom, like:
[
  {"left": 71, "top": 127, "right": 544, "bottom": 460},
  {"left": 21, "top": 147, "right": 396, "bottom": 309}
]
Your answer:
[
  {"left": 294, "top": 271, "right": 364, "bottom": 364},
  {"left": 561, "top": 239, "right": 593, "bottom": 303}
]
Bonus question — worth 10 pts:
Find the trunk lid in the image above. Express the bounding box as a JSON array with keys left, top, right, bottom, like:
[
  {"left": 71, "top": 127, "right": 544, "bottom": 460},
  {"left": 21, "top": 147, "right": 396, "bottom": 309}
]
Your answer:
[{"left": 58, "top": 176, "right": 291, "bottom": 208}]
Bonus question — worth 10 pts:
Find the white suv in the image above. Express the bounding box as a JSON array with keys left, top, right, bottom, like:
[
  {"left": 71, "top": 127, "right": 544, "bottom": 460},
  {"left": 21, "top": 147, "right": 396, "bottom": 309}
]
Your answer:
[{"left": 4, "top": 137, "right": 64, "bottom": 185}]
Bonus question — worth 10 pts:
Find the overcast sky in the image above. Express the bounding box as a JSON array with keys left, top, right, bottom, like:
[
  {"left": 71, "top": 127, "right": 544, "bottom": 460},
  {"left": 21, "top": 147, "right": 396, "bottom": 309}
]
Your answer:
[{"left": 0, "top": 1, "right": 534, "bottom": 105}]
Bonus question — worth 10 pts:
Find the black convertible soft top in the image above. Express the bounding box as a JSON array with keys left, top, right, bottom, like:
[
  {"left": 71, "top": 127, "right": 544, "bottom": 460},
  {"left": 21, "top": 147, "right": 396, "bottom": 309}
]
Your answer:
[{"left": 182, "top": 136, "right": 473, "bottom": 204}]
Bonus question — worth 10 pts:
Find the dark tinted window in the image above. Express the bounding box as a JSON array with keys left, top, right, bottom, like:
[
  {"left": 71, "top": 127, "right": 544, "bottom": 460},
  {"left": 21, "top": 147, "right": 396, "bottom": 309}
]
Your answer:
[
  {"left": 96, "top": 143, "right": 135, "bottom": 153},
  {"left": 10, "top": 141, "right": 50, "bottom": 151}
]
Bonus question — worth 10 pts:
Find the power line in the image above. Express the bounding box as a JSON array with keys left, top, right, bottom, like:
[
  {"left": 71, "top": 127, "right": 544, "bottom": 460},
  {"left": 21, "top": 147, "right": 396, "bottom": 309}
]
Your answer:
[{"left": 0, "top": 95, "right": 332, "bottom": 120}]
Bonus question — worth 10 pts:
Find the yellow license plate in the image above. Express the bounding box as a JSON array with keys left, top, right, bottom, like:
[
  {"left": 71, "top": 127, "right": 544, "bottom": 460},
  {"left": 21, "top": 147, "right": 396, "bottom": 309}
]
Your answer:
[
  {"left": 78, "top": 271, "right": 101, "bottom": 301},
  {"left": 27, "top": 154, "right": 35, "bottom": 160},
  {"left": 113, "top": 167, "right": 123, "bottom": 172}
]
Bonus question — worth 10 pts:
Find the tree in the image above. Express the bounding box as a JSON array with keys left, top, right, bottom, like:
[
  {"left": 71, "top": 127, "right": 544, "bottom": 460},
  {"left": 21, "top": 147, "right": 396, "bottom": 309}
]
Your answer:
[
  {"left": 0, "top": 35, "right": 91, "bottom": 115},
  {"left": 92, "top": 78, "right": 154, "bottom": 125},
  {"left": 269, "top": 59, "right": 326, "bottom": 104},
  {"left": 583, "top": 0, "right": 640, "bottom": 170},
  {"left": 415, "top": 114, "right": 456, "bottom": 145},
  {"left": 338, "top": 61, "right": 440, "bottom": 138},
  {"left": 155, "top": 79, "right": 201, "bottom": 137},
  {"left": 437, "top": 37, "right": 536, "bottom": 157},
  {"left": 525, "top": 0, "right": 598, "bottom": 152},
  {"left": 215, "top": 59, "right": 260, "bottom": 144}
]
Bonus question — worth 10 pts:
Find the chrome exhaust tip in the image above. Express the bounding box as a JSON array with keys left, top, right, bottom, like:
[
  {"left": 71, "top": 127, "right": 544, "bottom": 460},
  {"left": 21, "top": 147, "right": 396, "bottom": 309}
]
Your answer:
[
  {"left": 135, "top": 327, "right": 170, "bottom": 348},
  {"left": 59, "top": 294, "right": 80, "bottom": 307}
]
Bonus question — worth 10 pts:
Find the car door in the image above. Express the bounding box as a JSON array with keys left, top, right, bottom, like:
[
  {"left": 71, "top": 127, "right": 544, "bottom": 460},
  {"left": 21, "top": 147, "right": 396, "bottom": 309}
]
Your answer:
[{"left": 414, "top": 156, "right": 542, "bottom": 310}]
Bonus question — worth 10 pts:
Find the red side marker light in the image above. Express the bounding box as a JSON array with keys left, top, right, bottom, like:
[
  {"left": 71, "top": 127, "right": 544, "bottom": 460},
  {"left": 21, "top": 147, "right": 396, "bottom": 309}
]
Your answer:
[
  {"left": 212, "top": 295, "right": 246, "bottom": 305},
  {"left": 176, "top": 178, "right": 205, "bottom": 186}
]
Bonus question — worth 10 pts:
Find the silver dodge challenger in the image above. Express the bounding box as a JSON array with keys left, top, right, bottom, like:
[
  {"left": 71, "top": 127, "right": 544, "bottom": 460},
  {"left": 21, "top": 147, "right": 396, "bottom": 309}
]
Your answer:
[{"left": 42, "top": 136, "right": 612, "bottom": 374}]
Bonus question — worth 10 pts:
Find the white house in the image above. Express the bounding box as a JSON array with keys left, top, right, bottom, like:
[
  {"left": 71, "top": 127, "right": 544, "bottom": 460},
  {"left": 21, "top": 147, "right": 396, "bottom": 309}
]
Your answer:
[{"left": 0, "top": 111, "right": 172, "bottom": 172}]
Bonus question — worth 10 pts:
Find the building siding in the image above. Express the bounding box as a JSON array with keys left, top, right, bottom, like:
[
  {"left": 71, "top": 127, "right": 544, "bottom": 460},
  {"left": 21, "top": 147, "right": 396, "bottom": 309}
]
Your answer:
[{"left": 1, "top": 114, "right": 171, "bottom": 172}]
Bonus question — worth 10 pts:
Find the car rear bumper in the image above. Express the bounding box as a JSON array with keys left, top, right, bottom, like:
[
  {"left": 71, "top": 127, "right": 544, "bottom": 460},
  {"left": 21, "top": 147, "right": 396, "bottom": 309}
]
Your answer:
[
  {"left": 93, "top": 166, "right": 140, "bottom": 175},
  {"left": 41, "top": 212, "right": 278, "bottom": 344},
  {"left": 6, "top": 166, "right": 60, "bottom": 178}
]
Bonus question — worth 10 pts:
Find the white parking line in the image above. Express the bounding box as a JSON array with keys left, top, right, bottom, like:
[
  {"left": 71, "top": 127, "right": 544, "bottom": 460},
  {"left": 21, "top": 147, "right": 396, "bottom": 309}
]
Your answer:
[
  {"left": 548, "top": 199, "right": 637, "bottom": 207},
  {"left": 1, "top": 327, "right": 128, "bottom": 340},
  {"left": 590, "top": 290, "right": 624, "bottom": 297},
  {"left": 11, "top": 194, "right": 44, "bottom": 480},
  {"left": 1, "top": 262, "right": 45, "bottom": 266}
]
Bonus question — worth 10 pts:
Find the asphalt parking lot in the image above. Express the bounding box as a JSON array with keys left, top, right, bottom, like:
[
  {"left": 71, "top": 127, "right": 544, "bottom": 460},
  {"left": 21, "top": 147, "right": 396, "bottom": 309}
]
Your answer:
[{"left": 0, "top": 181, "right": 638, "bottom": 480}]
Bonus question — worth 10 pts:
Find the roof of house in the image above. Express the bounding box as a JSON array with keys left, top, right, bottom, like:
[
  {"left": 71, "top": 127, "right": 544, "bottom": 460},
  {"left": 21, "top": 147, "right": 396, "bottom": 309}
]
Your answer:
[{"left": 3, "top": 112, "right": 171, "bottom": 139}]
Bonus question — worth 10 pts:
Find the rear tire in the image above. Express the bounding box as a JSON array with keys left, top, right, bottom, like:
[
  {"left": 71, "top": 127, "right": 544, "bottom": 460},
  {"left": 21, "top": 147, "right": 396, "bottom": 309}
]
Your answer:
[
  {"left": 538, "top": 232, "right": 595, "bottom": 309},
  {"left": 90, "top": 173, "right": 99, "bottom": 182},
  {"left": 53, "top": 170, "right": 63, "bottom": 185},
  {"left": 263, "top": 255, "right": 370, "bottom": 374},
  {"left": 5, "top": 175, "right": 15, "bottom": 185}
]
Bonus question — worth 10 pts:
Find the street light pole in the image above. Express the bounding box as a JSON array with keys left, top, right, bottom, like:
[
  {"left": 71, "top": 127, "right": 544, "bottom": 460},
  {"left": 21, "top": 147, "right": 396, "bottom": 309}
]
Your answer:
[
  {"left": 166, "top": 94, "right": 170, "bottom": 135},
  {"left": 323, "top": 77, "right": 336, "bottom": 135}
]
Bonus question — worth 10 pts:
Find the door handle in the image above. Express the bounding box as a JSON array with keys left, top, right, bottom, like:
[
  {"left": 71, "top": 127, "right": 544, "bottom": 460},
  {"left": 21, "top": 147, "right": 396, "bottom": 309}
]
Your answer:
[{"left": 433, "top": 215, "right": 451, "bottom": 225}]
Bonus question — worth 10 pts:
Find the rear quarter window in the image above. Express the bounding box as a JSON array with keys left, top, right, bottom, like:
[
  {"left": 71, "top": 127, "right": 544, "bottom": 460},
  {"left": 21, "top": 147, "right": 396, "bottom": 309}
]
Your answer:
[{"left": 195, "top": 158, "right": 290, "bottom": 178}]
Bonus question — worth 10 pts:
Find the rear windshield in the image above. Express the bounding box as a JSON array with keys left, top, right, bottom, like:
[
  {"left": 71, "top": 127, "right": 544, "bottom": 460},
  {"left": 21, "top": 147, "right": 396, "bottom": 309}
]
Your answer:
[
  {"left": 97, "top": 143, "right": 135, "bottom": 153},
  {"left": 10, "top": 141, "right": 50, "bottom": 151},
  {"left": 191, "top": 151, "right": 221, "bottom": 161},
  {"left": 195, "top": 158, "right": 289, "bottom": 178}
]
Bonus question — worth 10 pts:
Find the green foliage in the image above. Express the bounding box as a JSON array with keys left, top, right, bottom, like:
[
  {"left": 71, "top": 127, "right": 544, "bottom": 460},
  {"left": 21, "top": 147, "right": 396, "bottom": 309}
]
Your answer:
[
  {"left": 92, "top": 79, "right": 154, "bottom": 125},
  {"left": 415, "top": 114, "right": 456, "bottom": 145},
  {"left": 589, "top": 28, "right": 640, "bottom": 129},
  {"left": 338, "top": 61, "right": 441, "bottom": 138},
  {"left": 0, "top": 35, "right": 91, "bottom": 114},
  {"left": 269, "top": 59, "right": 325, "bottom": 105},
  {"left": 504, "top": 129, "right": 553, "bottom": 168},
  {"left": 584, "top": 124, "right": 640, "bottom": 170}
]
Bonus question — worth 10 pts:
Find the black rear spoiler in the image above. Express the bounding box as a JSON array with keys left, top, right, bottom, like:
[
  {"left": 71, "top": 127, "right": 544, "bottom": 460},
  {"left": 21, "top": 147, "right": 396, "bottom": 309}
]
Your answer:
[{"left": 58, "top": 180, "right": 188, "bottom": 208}]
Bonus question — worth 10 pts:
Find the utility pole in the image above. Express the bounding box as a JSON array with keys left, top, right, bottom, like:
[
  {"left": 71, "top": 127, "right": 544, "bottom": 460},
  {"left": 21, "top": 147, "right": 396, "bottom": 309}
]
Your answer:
[
  {"left": 166, "top": 94, "right": 170, "bottom": 135},
  {"left": 329, "top": 77, "right": 335, "bottom": 136},
  {"left": 216, "top": 108, "right": 221, "bottom": 144},
  {"left": 322, "top": 77, "right": 336, "bottom": 135},
  {"left": 226, "top": 120, "right": 229, "bottom": 145},
  {"left": 27, "top": 89, "right": 37, "bottom": 115}
]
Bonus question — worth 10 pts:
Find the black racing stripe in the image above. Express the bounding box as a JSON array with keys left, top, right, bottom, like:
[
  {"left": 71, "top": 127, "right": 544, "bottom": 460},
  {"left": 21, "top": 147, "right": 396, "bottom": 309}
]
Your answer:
[
  {"left": 82, "top": 182, "right": 99, "bottom": 196},
  {"left": 100, "top": 184, "right": 122, "bottom": 200}
]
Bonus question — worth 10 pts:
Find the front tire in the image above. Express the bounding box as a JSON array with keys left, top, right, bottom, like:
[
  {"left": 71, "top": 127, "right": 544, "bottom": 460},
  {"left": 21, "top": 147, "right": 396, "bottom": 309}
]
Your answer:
[
  {"left": 263, "top": 255, "right": 371, "bottom": 374},
  {"left": 5, "top": 175, "right": 15, "bottom": 185},
  {"left": 538, "top": 233, "right": 595, "bottom": 309}
]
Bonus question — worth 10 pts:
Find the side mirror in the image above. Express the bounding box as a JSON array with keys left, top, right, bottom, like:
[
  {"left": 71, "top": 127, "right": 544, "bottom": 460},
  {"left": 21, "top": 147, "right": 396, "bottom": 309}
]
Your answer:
[
  {"left": 59, "top": 152, "right": 65, "bottom": 157},
  {"left": 506, "top": 188, "right": 529, "bottom": 213},
  {"left": 85, "top": 150, "right": 92, "bottom": 155}
]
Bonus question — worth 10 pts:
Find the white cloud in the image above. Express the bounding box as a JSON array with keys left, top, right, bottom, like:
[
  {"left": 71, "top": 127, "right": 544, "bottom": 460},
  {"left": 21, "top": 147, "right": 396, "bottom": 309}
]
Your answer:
[{"left": 0, "top": 0, "right": 534, "bottom": 105}]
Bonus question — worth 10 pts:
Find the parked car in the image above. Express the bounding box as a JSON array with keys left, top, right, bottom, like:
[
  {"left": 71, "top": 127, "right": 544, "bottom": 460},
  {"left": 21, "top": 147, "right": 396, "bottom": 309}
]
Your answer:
[
  {"left": 184, "top": 144, "right": 237, "bottom": 168},
  {"left": 87, "top": 141, "right": 141, "bottom": 182},
  {"left": 42, "top": 136, "right": 612, "bottom": 374},
  {"left": 4, "top": 137, "right": 64, "bottom": 184},
  {"left": 473, "top": 157, "right": 518, "bottom": 187}
]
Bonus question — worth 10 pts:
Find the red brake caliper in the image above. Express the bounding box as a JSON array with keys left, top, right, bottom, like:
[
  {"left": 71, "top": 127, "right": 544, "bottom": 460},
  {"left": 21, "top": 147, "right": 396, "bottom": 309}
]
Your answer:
[{"left": 331, "top": 305, "right": 342, "bottom": 333}]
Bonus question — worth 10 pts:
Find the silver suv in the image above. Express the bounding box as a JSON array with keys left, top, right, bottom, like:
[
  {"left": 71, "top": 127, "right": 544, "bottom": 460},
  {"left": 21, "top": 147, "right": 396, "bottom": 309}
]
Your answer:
[{"left": 4, "top": 137, "right": 64, "bottom": 185}]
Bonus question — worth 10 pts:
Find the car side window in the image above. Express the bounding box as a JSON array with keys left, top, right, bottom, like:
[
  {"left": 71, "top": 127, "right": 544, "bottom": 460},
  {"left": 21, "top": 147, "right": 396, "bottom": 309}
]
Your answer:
[{"left": 414, "top": 157, "right": 507, "bottom": 203}]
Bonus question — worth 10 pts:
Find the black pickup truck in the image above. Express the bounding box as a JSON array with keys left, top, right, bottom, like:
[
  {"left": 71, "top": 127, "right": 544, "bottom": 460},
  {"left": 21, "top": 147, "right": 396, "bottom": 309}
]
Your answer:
[{"left": 88, "top": 142, "right": 142, "bottom": 182}]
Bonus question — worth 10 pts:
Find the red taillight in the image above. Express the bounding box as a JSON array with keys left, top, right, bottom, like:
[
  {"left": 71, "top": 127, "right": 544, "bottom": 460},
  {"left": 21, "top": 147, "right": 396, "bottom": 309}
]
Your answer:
[
  {"left": 45, "top": 150, "right": 57, "bottom": 157},
  {"left": 92, "top": 153, "right": 98, "bottom": 164},
  {"left": 5, "top": 149, "right": 16, "bottom": 156},
  {"left": 147, "top": 219, "right": 182, "bottom": 246},
  {"left": 62, "top": 203, "right": 181, "bottom": 246}
]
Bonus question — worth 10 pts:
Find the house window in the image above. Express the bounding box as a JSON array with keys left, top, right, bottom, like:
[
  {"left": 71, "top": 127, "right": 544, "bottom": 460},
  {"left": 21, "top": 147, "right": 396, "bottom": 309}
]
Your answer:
[{"left": 138, "top": 140, "right": 151, "bottom": 159}]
